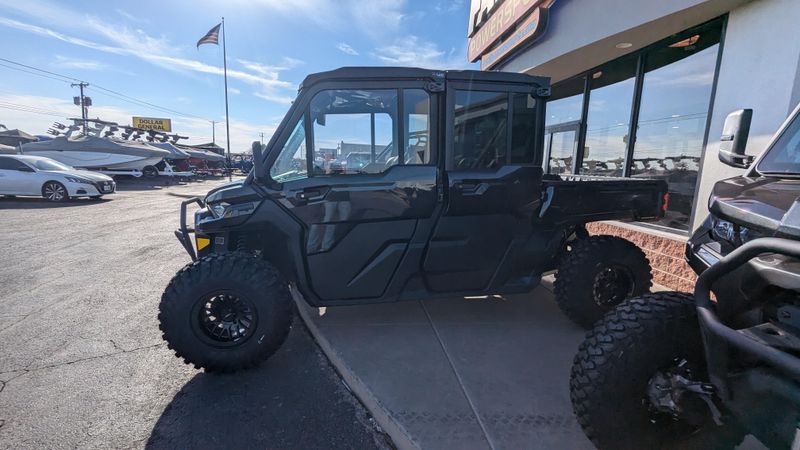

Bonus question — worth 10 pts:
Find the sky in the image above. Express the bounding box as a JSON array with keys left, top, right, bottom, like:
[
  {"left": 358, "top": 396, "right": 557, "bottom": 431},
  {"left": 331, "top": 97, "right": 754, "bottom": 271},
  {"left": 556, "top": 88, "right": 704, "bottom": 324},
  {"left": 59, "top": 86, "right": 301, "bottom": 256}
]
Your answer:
[{"left": 0, "top": 0, "right": 474, "bottom": 151}]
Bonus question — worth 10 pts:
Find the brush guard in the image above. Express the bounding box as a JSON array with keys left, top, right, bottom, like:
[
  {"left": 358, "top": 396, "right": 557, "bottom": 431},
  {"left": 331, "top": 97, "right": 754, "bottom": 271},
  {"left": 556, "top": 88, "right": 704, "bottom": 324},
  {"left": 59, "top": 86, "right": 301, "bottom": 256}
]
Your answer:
[
  {"left": 174, "top": 197, "right": 204, "bottom": 261},
  {"left": 694, "top": 237, "right": 800, "bottom": 399}
]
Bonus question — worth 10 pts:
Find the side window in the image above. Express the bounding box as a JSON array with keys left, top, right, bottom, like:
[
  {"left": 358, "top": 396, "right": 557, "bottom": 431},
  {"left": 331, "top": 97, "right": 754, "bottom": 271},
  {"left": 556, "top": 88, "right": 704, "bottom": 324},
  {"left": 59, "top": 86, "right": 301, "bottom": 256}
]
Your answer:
[
  {"left": 0, "top": 157, "right": 20, "bottom": 170},
  {"left": 311, "top": 89, "right": 398, "bottom": 175},
  {"left": 270, "top": 117, "right": 308, "bottom": 183},
  {"left": 453, "top": 90, "right": 509, "bottom": 169},
  {"left": 510, "top": 93, "right": 537, "bottom": 164},
  {"left": 404, "top": 89, "right": 431, "bottom": 164}
]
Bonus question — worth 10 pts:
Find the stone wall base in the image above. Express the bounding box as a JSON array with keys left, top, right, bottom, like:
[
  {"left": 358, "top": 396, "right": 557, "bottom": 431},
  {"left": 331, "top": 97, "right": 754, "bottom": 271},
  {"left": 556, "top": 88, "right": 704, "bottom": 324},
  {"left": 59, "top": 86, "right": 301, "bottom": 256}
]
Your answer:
[{"left": 586, "top": 222, "right": 696, "bottom": 293}]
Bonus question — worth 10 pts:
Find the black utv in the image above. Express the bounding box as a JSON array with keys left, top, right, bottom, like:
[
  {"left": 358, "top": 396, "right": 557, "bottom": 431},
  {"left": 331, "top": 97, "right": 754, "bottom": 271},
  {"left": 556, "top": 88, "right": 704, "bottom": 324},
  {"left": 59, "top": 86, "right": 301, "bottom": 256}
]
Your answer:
[
  {"left": 160, "top": 67, "right": 668, "bottom": 372},
  {"left": 571, "top": 106, "right": 800, "bottom": 449}
]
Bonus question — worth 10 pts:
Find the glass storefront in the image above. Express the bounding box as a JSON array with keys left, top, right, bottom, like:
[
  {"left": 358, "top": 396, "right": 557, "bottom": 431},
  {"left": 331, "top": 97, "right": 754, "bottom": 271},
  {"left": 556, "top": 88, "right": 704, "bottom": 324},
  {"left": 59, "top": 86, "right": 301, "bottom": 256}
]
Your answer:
[
  {"left": 584, "top": 58, "right": 638, "bottom": 177},
  {"left": 543, "top": 18, "right": 723, "bottom": 231}
]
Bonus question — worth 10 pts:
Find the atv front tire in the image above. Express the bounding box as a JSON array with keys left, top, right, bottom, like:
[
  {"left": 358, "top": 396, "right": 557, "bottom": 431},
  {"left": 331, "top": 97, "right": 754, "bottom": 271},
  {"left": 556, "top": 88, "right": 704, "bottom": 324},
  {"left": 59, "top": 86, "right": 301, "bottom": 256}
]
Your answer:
[
  {"left": 554, "top": 235, "right": 652, "bottom": 328},
  {"left": 570, "top": 292, "right": 744, "bottom": 450},
  {"left": 159, "top": 253, "right": 293, "bottom": 372}
]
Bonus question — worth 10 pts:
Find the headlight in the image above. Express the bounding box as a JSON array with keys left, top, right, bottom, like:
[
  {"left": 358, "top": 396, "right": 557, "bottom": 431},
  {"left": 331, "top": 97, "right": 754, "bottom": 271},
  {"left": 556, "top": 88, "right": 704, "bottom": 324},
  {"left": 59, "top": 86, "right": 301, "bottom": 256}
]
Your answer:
[
  {"left": 711, "top": 216, "right": 736, "bottom": 243},
  {"left": 739, "top": 226, "right": 764, "bottom": 244},
  {"left": 208, "top": 201, "right": 259, "bottom": 219},
  {"left": 64, "top": 176, "right": 92, "bottom": 184}
]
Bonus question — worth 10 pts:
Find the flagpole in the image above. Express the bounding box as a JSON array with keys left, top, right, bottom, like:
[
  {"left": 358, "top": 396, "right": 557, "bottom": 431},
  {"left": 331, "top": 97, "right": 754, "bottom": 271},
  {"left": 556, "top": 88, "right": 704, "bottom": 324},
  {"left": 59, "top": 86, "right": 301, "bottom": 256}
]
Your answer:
[{"left": 221, "top": 17, "right": 232, "bottom": 182}]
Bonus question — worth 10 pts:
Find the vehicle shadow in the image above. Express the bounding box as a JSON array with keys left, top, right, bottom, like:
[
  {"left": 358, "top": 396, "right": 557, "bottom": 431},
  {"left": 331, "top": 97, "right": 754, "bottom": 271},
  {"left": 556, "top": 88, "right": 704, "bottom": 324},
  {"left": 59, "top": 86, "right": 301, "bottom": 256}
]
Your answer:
[
  {"left": 145, "top": 323, "right": 381, "bottom": 450},
  {"left": 114, "top": 177, "right": 191, "bottom": 191},
  {"left": 0, "top": 196, "right": 112, "bottom": 209}
]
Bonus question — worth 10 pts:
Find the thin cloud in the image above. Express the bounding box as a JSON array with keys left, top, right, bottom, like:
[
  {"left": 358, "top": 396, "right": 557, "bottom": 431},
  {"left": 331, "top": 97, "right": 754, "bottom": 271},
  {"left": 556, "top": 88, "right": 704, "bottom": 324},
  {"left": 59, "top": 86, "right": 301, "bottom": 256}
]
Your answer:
[
  {"left": 373, "top": 36, "right": 471, "bottom": 69},
  {"left": 336, "top": 42, "right": 359, "bottom": 56},
  {"left": 0, "top": 15, "right": 297, "bottom": 104},
  {"left": 53, "top": 55, "right": 107, "bottom": 71}
]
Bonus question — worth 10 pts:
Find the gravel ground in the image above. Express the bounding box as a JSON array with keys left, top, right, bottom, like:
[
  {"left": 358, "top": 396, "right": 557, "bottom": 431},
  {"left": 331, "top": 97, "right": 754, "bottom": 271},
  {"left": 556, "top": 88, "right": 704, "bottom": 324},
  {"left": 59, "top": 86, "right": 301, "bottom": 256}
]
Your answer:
[{"left": 0, "top": 178, "right": 390, "bottom": 450}]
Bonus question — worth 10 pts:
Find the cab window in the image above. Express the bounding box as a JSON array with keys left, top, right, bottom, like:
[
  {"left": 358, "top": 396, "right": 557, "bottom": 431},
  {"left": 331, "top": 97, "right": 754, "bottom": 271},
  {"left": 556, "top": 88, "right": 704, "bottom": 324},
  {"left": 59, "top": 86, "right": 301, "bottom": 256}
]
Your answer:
[
  {"left": 452, "top": 90, "right": 538, "bottom": 169},
  {"left": 270, "top": 118, "right": 308, "bottom": 183},
  {"left": 453, "top": 90, "right": 508, "bottom": 169},
  {"left": 311, "top": 89, "right": 398, "bottom": 175},
  {"left": 309, "top": 88, "right": 433, "bottom": 176}
]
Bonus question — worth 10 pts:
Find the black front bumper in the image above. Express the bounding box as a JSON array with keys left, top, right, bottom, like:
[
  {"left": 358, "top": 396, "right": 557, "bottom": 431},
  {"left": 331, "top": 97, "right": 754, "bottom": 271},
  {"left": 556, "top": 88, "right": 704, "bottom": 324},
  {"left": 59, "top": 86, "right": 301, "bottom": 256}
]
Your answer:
[{"left": 175, "top": 197, "right": 204, "bottom": 261}]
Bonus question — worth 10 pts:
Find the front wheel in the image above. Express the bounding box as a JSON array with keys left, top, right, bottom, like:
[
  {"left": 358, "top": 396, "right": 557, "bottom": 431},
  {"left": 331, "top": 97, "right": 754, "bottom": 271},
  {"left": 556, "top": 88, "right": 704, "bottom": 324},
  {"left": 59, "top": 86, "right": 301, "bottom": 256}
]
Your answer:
[
  {"left": 42, "top": 181, "right": 69, "bottom": 202},
  {"left": 570, "top": 293, "right": 744, "bottom": 450},
  {"left": 159, "top": 253, "right": 293, "bottom": 372},
  {"left": 554, "top": 235, "right": 652, "bottom": 328}
]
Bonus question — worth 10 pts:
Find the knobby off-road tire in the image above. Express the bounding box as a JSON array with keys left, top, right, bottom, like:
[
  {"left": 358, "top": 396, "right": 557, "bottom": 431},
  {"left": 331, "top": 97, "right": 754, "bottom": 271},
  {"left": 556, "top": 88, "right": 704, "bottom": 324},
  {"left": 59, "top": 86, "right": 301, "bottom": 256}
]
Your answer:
[
  {"left": 159, "top": 253, "right": 293, "bottom": 373},
  {"left": 570, "top": 292, "right": 745, "bottom": 450},
  {"left": 554, "top": 235, "right": 652, "bottom": 328}
]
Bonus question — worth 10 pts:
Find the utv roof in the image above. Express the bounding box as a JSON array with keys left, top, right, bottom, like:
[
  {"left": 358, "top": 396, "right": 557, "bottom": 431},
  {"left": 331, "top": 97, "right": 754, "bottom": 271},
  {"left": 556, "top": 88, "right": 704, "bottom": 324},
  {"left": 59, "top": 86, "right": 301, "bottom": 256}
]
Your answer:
[{"left": 300, "top": 67, "right": 550, "bottom": 91}]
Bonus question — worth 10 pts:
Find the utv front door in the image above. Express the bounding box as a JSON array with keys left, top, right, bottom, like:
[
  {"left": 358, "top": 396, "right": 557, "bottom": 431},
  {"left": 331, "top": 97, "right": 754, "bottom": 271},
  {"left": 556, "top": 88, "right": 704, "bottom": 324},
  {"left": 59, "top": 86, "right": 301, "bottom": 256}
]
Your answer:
[
  {"left": 422, "top": 84, "right": 546, "bottom": 293},
  {"left": 272, "top": 84, "right": 439, "bottom": 301}
]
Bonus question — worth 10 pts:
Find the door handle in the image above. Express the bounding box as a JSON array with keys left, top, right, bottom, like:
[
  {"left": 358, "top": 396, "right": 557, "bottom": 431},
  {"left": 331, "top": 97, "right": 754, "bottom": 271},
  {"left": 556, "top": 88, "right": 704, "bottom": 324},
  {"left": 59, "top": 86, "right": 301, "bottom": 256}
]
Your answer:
[
  {"left": 294, "top": 188, "right": 327, "bottom": 205},
  {"left": 455, "top": 181, "right": 482, "bottom": 194}
]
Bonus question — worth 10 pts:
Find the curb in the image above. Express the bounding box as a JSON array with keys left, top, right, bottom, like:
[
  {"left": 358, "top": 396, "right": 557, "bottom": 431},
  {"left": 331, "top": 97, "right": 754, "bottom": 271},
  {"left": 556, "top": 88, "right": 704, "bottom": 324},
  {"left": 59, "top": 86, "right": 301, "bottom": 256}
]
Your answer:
[{"left": 291, "top": 287, "right": 420, "bottom": 450}]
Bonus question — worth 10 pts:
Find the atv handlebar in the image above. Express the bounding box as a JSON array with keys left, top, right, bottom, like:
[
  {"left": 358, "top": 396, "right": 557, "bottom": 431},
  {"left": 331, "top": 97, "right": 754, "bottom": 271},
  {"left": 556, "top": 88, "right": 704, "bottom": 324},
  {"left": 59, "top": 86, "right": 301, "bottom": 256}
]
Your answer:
[{"left": 694, "top": 237, "right": 800, "bottom": 380}]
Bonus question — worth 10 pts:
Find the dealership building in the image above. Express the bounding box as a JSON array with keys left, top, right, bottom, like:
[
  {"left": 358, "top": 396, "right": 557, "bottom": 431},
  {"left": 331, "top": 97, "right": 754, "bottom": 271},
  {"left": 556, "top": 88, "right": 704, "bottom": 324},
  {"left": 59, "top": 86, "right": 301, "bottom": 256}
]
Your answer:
[{"left": 467, "top": 0, "right": 800, "bottom": 290}]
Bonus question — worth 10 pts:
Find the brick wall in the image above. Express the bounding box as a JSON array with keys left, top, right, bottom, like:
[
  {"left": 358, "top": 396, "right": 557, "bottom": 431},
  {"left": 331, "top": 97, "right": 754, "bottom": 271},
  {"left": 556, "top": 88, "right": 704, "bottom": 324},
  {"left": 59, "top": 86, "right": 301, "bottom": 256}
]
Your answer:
[{"left": 586, "top": 222, "right": 697, "bottom": 292}]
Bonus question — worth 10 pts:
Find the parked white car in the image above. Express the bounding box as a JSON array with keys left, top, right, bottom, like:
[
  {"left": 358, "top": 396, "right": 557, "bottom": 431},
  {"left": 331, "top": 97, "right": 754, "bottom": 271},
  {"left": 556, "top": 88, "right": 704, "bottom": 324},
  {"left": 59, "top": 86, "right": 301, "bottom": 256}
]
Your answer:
[{"left": 0, "top": 154, "right": 116, "bottom": 202}]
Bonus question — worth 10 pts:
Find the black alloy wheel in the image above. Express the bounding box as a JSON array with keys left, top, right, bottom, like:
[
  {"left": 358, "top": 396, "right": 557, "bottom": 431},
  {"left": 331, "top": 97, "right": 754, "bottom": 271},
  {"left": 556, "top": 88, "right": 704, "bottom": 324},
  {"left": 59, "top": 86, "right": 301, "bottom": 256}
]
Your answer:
[
  {"left": 592, "top": 264, "right": 635, "bottom": 307},
  {"left": 195, "top": 292, "right": 258, "bottom": 346}
]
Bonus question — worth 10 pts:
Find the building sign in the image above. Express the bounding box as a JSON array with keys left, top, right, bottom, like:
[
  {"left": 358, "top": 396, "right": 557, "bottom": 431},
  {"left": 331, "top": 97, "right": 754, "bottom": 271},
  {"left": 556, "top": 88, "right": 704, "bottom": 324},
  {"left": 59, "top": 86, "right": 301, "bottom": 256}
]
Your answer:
[
  {"left": 132, "top": 116, "right": 172, "bottom": 132},
  {"left": 468, "top": 0, "right": 555, "bottom": 70}
]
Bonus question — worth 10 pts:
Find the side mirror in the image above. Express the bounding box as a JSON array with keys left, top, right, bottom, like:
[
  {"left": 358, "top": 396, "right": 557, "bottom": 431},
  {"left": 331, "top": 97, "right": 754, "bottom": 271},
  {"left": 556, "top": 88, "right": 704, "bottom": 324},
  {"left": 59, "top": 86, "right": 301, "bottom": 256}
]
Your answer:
[
  {"left": 16, "top": 166, "right": 34, "bottom": 172},
  {"left": 251, "top": 141, "right": 265, "bottom": 182},
  {"left": 719, "top": 109, "right": 754, "bottom": 168}
]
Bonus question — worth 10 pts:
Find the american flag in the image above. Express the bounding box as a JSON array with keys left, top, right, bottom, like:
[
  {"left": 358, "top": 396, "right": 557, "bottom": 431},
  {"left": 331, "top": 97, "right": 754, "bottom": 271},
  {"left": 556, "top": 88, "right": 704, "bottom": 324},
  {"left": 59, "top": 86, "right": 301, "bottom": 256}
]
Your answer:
[{"left": 197, "top": 23, "right": 221, "bottom": 48}]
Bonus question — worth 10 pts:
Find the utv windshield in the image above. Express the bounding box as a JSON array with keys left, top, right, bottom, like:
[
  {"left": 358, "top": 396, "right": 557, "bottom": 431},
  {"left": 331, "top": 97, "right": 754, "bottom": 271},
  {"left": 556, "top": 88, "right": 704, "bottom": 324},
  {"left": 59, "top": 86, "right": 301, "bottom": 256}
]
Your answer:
[{"left": 757, "top": 111, "right": 800, "bottom": 175}]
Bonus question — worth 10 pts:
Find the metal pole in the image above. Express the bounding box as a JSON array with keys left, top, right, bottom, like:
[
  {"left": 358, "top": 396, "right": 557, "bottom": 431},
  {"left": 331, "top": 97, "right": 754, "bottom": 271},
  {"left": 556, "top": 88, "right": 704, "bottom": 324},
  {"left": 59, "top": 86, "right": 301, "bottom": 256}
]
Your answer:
[
  {"left": 260, "top": 132, "right": 264, "bottom": 145},
  {"left": 222, "top": 17, "right": 232, "bottom": 182},
  {"left": 211, "top": 121, "right": 216, "bottom": 144},
  {"left": 71, "top": 82, "right": 89, "bottom": 134}
]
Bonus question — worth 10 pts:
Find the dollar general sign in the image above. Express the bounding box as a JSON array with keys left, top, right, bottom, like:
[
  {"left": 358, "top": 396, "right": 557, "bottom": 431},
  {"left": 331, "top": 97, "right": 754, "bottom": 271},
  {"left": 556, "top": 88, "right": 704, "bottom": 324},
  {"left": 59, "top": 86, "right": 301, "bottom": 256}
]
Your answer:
[{"left": 132, "top": 116, "right": 172, "bottom": 132}]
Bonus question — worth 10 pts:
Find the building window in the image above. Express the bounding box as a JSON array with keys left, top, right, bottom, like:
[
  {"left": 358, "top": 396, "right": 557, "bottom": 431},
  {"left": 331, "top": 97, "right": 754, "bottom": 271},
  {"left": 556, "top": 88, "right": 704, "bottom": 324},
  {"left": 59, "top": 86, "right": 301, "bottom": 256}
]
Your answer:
[
  {"left": 631, "top": 28, "right": 721, "bottom": 229},
  {"left": 583, "top": 57, "right": 638, "bottom": 177},
  {"left": 545, "top": 18, "right": 723, "bottom": 232},
  {"left": 545, "top": 76, "right": 584, "bottom": 174}
]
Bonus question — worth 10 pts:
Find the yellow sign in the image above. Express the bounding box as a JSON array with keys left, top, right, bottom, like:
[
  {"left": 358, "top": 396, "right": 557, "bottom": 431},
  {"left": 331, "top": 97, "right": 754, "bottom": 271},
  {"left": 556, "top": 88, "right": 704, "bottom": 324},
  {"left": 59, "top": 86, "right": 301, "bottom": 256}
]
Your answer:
[{"left": 132, "top": 116, "right": 172, "bottom": 132}]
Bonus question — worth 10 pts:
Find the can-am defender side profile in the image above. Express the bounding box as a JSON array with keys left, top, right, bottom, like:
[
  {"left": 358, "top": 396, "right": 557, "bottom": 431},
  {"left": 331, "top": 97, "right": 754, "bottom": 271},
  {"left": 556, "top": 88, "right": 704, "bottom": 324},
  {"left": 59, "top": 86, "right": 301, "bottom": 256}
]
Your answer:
[
  {"left": 571, "top": 106, "right": 800, "bottom": 449},
  {"left": 160, "top": 67, "right": 668, "bottom": 372}
]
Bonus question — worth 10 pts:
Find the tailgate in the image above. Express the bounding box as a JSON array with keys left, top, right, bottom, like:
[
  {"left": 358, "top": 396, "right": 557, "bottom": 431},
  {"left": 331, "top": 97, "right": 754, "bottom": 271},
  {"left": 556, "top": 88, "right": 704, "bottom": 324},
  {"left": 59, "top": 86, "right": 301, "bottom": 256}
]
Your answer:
[{"left": 539, "top": 175, "right": 668, "bottom": 225}]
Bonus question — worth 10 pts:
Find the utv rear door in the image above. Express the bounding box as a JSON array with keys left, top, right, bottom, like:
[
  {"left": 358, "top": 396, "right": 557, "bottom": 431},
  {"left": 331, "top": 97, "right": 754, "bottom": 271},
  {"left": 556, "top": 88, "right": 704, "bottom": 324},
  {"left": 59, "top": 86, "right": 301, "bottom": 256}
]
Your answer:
[
  {"left": 421, "top": 82, "right": 547, "bottom": 293},
  {"left": 271, "top": 82, "right": 440, "bottom": 301}
]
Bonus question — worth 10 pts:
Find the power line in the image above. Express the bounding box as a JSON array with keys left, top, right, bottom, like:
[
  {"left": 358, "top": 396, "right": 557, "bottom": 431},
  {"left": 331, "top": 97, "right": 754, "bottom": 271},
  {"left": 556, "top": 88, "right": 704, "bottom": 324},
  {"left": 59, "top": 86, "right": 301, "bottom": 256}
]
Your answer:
[
  {"left": 86, "top": 85, "right": 210, "bottom": 122},
  {"left": 0, "top": 57, "right": 79, "bottom": 83},
  {"left": 0, "top": 62, "right": 71, "bottom": 84},
  {"left": 0, "top": 57, "right": 212, "bottom": 122}
]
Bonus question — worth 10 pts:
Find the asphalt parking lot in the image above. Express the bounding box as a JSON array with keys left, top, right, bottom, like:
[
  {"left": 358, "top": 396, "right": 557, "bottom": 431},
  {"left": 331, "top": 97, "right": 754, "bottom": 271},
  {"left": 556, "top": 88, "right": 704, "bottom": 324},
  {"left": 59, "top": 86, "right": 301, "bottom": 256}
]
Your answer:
[{"left": 0, "top": 178, "right": 389, "bottom": 450}]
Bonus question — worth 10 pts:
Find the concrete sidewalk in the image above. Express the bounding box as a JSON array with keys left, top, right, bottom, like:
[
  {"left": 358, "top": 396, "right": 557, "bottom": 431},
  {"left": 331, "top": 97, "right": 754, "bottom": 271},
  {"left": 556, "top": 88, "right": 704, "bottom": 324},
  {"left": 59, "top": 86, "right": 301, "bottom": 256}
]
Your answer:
[{"left": 294, "top": 279, "right": 594, "bottom": 450}]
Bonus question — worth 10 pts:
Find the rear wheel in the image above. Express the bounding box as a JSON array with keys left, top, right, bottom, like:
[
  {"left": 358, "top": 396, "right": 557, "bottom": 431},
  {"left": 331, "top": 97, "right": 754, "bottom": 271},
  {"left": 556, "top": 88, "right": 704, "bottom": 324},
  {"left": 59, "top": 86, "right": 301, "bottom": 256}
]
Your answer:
[
  {"left": 143, "top": 166, "right": 158, "bottom": 178},
  {"left": 42, "top": 181, "right": 68, "bottom": 202},
  {"left": 554, "top": 235, "right": 652, "bottom": 328},
  {"left": 570, "top": 293, "right": 745, "bottom": 450},
  {"left": 159, "top": 253, "right": 293, "bottom": 372}
]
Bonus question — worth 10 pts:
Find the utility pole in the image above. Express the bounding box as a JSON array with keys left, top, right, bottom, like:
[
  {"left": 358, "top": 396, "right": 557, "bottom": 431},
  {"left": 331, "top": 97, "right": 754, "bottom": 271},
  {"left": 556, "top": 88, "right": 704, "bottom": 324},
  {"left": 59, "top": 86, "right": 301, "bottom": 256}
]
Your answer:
[
  {"left": 259, "top": 132, "right": 264, "bottom": 145},
  {"left": 71, "top": 82, "right": 89, "bottom": 134}
]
